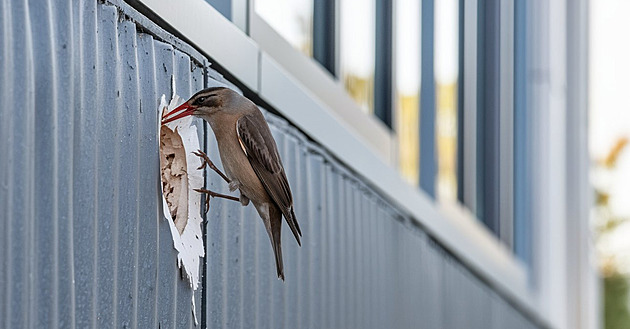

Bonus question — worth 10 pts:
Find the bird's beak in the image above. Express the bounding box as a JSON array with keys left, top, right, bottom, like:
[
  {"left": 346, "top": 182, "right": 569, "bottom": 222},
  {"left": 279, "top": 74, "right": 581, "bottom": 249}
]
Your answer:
[{"left": 161, "top": 102, "right": 196, "bottom": 125}]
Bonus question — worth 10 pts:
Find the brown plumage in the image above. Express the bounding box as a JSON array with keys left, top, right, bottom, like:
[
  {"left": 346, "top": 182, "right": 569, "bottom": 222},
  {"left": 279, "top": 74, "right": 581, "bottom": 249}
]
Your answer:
[{"left": 162, "top": 87, "right": 301, "bottom": 280}]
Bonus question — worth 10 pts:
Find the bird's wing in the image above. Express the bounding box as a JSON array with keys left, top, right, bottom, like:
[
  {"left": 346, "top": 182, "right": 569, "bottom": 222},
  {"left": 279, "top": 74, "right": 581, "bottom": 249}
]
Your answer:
[{"left": 236, "top": 113, "right": 302, "bottom": 244}]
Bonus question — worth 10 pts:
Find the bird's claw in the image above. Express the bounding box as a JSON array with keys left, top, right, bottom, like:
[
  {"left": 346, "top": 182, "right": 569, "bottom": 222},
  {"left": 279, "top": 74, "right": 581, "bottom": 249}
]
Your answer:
[
  {"left": 193, "top": 149, "right": 218, "bottom": 171},
  {"left": 194, "top": 187, "right": 241, "bottom": 214},
  {"left": 193, "top": 149, "right": 231, "bottom": 184},
  {"left": 194, "top": 188, "right": 212, "bottom": 214}
]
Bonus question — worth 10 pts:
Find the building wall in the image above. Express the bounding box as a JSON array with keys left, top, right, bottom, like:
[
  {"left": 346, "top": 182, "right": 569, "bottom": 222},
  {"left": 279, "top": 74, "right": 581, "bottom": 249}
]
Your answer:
[{"left": 0, "top": 0, "right": 561, "bottom": 328}]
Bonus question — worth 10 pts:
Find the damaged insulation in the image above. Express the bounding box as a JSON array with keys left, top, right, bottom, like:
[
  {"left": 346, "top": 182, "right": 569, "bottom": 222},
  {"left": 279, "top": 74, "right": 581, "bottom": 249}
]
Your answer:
[
  {"left": 160, "top": 125, "right": 189, "bottom": 235},
  {"left": 156, "top": 92, "right": 206, "bottom": 324}
]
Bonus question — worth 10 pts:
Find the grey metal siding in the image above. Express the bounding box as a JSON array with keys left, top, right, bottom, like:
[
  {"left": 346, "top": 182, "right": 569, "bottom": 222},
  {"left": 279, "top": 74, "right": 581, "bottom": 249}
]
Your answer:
[
  {"left": 0, "top": 1, "right": 204, "bottom": 328},
  {"left": 0, "top": 0, "right": 541, "bottom": 328}
]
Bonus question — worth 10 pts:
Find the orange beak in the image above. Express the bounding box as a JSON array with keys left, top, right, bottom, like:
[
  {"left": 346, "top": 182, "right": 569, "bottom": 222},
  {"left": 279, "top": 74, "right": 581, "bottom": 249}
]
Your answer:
[{"left": 161, "top": 102, "right": 196, "bottom": 125}]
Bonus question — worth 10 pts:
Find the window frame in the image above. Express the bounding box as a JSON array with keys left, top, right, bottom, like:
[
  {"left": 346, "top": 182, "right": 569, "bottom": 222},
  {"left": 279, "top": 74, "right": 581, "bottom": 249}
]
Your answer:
[
  {"left": 374, "top": 0, "right": 394, "bottom": 128},
  {"left": 459, "top": 0, "right": 517, "bottom": 250},
  {"left": 419, "top": 0, "right": 436, "bottom": 197},
  {"left": 513, "top": 0, "right": 531, "bottom": 266}
]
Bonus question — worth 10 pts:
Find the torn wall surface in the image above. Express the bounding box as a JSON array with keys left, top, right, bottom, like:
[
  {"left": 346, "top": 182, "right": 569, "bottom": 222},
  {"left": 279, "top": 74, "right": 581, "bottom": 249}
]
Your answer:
[{"left": 158, "top": 94, "right": 205, "bottom": 293}]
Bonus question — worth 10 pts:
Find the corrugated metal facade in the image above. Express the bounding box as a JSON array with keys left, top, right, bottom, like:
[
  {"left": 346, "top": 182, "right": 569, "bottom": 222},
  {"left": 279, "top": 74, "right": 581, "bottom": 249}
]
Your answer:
[{"left": 0, "top": 0, "right": 540, "bottom": 328}]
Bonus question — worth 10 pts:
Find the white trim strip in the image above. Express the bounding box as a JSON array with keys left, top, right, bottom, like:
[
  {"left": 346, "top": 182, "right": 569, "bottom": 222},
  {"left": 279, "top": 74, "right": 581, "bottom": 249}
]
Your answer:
[{"left": 140, "top": 0, "right": 260, "bottom": 91}]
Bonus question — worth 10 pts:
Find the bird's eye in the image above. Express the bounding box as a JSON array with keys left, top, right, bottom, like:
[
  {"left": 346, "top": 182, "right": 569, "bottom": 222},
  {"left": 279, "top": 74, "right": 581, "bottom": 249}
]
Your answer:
[{"left": 196, "top": 96, "right": 206, "bottom": 104}]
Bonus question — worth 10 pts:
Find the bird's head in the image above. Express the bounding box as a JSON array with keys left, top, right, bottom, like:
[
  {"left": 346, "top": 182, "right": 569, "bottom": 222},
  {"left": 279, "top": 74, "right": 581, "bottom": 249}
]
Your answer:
[{"left": 161, "top": 87, "right": 238, "bottom": 125}]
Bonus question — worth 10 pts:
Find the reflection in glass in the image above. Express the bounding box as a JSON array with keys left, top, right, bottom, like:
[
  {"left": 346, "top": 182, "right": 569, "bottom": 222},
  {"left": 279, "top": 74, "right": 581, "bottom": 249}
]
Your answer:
[
  {"left": 396, "top": 0, "right": 421, "bottom": 185},
  {"left": 435, "top": 0, "right": 459, "bottom": 201},
  {"left": 340, "top": 0, "right": 375, "bottom": 113},
  {"left": 255, "top": 0, "right": 314, "bottom": 56}
]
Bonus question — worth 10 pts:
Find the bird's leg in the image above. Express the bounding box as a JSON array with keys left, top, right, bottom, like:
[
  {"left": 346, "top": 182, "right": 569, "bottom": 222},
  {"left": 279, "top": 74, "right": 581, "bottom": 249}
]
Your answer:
[
  {"left": 193, "top": 149, "right": 230, "bottom": 184},
  {"left": 193, "top": 150, "right": 243, "bottom": 213},
  {"left": 194, "top": 188, "right": 240, "bottom": 213}
]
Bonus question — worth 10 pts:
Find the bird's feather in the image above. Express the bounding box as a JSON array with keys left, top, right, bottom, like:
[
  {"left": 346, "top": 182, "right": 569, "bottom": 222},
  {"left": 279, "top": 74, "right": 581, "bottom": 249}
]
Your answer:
[
  {"left": 236, "top": 113, "right": 302, "bottom": 245},
  {"left": 268, "top": 204, "right": 284, "bottom": 280}
]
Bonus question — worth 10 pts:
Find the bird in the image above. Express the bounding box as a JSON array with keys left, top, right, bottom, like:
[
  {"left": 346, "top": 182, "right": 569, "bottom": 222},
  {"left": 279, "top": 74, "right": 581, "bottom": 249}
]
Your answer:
[{"left": 161, "top": 86, "right": 302, "bottom": 280}]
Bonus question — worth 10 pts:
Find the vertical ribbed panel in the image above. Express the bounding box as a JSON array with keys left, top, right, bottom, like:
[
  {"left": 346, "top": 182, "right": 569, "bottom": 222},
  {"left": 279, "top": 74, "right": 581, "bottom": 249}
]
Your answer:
[
  {"left": 0, "top": 1, "right": 204, "bottom": 327},
  {"left": 492, "top": 290, "right": 539, "bottom": 329},
  {"left": 202, "top": 104, "right": 541, "bottom": 329},
  {"left": 0, "top": 0, "right": 542, "bottom": 328},
  {"left": 442, "top": 256, "right": 492, "bottom": 328}
]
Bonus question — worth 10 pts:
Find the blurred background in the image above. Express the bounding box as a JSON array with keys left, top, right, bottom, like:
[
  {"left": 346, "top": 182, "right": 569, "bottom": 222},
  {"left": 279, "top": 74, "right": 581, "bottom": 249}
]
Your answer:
[{"left": 590, "top": 1, "right": 630, "bottom": 328}]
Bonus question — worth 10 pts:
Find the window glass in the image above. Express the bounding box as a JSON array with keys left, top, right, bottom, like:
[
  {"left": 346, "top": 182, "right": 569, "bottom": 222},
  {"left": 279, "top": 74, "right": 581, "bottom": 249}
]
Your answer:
[
  {"left": 206, "top": 0, "right": 231, "bottom": 20},
  {"left": 396, "top": 0, "right": 421, "bottom": 185},
  {"left": 340, "top": 0, "right": 376, "bottom": 114},
  {"left": 255, "top": 0, "right": 314, "bottom": 56},
  {"left": 435, "top": 0, "right": 459, "bottom": 201}
]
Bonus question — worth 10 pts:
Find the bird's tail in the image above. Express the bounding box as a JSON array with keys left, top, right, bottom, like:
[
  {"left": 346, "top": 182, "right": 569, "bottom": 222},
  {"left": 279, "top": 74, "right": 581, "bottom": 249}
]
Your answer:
[
  {"left": 269, "top": 206, "right": 285, "bottom": 281},
  {"left": 284, "top": 207, "right": 302, "bottom": 246}
]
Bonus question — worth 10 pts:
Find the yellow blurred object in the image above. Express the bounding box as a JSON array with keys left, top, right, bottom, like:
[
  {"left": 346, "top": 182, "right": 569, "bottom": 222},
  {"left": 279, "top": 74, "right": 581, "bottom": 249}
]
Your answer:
[
  {"left": 343, "top": 74, "right": 374, "bottom": 114},
  {"left": 603, "top": 137, "right": 628, "bottom": 168},
  {"left": 397, "top": 94, "right": 420, "bottom": 184},
  {"left": 436, "top": 82, "right": 458, "bottom": 201}
]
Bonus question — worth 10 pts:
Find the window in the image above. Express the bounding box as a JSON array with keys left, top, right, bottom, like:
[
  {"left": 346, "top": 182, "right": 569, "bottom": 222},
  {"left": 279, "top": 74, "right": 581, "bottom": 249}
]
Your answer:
[
  {"left": 470, "top": 0, "right": 516, "bottom": 248},
  {"left": 452, "top": 0, "right": 522, "bottom": 253},
  {"left": 396, "top": 0, "right": 421, "bottom": 185},
  {"left": 435, "top": 0, "right": 460, "bottom": 202},
  {"left": 255, "top": 0, "right": 314, "bottom": 56},
  {"left": 339, "top": 0, "right": 376, "bottom": 114},
  {"left": 254, "top": 0, "right": 392, "bottom": 126}
]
